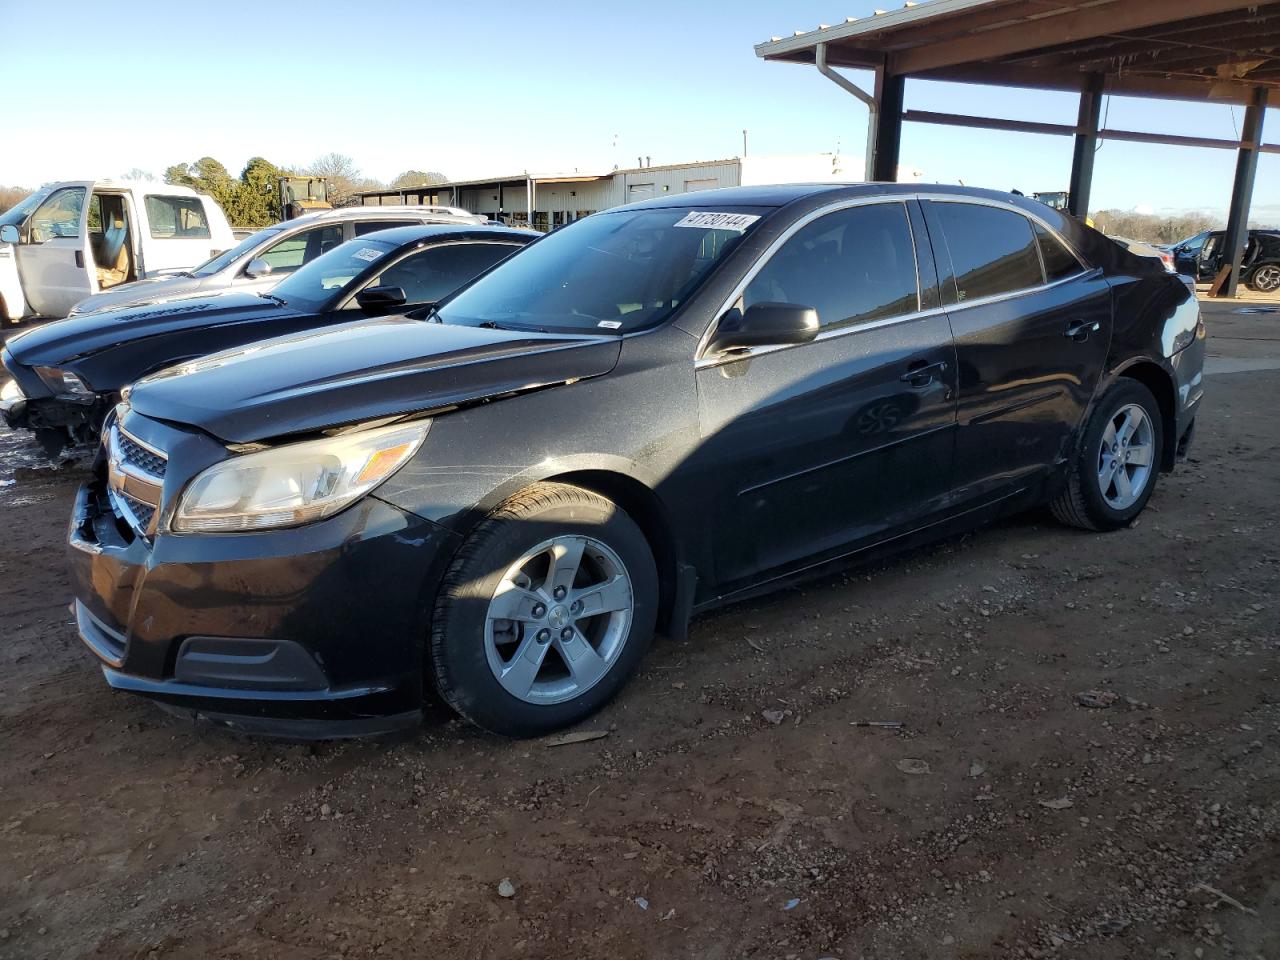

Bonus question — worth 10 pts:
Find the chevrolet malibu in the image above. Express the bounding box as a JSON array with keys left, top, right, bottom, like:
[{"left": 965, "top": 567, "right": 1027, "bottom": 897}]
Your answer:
[{"left": 69, "top": 184, "right": 1206, "bottom": 739}]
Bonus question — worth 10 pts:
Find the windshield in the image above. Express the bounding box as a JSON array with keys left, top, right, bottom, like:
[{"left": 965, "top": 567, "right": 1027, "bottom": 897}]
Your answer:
[
  {"left": 436, "top": 206, "right": 767, "bottom": 334},
  {"left": 191, "top": 226, "right": 283, "bottom": 277},
  {"left": 269, "top": 236, "right": 398, "bottom": 310},
  {"left": 0, "top": 187, "right": 54, "bottom": 228}
]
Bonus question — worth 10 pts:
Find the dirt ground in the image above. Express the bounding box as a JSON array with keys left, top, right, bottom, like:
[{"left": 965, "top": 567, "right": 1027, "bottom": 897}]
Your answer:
[{"left": 1, "top": 301, "right": 1277, "bottom": 960}]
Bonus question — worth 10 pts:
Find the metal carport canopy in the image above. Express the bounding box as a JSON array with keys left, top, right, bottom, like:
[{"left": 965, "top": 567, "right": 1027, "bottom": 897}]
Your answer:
[{"left": 756, "top": 0, "right": 1280, "bottom": 295}]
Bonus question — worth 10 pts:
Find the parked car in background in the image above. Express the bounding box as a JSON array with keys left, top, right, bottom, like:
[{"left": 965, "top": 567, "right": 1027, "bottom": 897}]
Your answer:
[
  {"left": 1111, "top": 236, "right": 1175, "bottom": 273},
  {"left": 66, "top": 185, "right": 1205, "bottom": 740},
  {"left": 0, "top": 180, "right": 235, "bottom": 323},
  {"left": 1, "top": 224, "right": 533, "bottom": 455},
  {"left": 1168, "top": 228, "right": 1280, "bottom": 292},
  {"left": 69, "top": 205, "right": 488, "bottom": 317}
]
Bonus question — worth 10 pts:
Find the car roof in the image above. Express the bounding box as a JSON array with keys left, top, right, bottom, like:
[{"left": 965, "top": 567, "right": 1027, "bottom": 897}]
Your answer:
[
  {"left": 286, "top": 205, "right": 481, "bottom": 226},
  {"left": 616, "top": 182, "right": 1068, "bottom": 212},
  {"left": 351, "top": 223, "right": 538, "bottom": 246}
]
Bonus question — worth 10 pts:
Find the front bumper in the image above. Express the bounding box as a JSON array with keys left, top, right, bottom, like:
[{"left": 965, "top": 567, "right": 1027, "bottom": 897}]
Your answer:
[{"left": 67, "top": 472, "right": 461, "bottom": 738}]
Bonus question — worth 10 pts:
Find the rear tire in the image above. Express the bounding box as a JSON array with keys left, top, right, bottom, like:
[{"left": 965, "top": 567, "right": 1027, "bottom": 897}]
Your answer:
[
  {"left": 430, "top": 482, "right": 657, "bottom": 738},
  {"left": 1246, "top": 263, "right": 1280, "bottom": 293},
  {"left": 1051, "top": 379, "right": 1163, "bottom": 532}
]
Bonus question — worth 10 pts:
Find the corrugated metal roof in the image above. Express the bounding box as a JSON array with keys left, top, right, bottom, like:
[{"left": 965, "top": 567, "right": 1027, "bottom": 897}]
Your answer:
[{"left": 756, "top": 0, "right": 1280, "bottom": 102}]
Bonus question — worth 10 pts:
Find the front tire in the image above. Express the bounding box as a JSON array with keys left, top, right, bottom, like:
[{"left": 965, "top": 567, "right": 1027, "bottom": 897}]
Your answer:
[
  {"left": 430, "top": 482, "right": 658, "bottom": 737},
  {"left": 1051, "top": 379, "right": 1163, "bottom": 531}
]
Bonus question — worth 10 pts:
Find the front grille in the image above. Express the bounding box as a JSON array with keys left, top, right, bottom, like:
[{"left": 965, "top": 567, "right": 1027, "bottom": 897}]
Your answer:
[
  {"left": 106, "top": 423, "right": 167, "bottom": 538},
  {"left": 119, "top": 491, "right": 157, "bottom": 531},
  {"left": 118, "top": 430, "right": 167, "bottom": 478}
]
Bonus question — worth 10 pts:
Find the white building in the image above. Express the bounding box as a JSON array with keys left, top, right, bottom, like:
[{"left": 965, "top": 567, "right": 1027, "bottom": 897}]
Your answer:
[{"left": 358, "top": 155, "right": 924, "bottom": 230}]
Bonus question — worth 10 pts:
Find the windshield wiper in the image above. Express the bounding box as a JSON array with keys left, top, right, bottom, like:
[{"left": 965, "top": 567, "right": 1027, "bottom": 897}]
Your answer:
[{"left": 256, "top": 292, "right": 287, "bottom": 306}]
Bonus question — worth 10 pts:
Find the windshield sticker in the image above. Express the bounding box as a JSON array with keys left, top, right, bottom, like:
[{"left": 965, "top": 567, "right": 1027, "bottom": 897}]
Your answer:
[
  {"left": 352, "top": 247, "right": 384, "bottom": 263},
  {"left": 597, "top": 320, "right": 622, "bottom": 329},
  {"left": 674, "top": 211, "right": 761, "bottom": 232}
]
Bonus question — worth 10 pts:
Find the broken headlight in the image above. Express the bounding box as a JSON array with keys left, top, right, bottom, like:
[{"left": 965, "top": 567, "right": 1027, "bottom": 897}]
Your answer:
[{"left": 34, "top": 366, "right": 94, "bottom": 398}]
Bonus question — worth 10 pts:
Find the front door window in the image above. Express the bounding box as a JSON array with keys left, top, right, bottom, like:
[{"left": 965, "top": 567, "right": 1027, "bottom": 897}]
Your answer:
[{"left": 29, "top": 187, "right": 86, "bottom": 243}]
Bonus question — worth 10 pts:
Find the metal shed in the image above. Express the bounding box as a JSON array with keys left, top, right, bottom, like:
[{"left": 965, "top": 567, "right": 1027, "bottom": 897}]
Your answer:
[{"left": 756, "top": 0, "right": 1280, "bottom": 295}]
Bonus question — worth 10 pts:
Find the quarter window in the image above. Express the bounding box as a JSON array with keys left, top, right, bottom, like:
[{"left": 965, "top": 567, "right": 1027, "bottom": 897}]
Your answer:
[
  {"left": 144, "top": 196, "right": 211, "bottom": 239},
  {"left": 931, "top": 203, "right": 1043, "bottom": 303},
  {"left": 1034, "top": 222, "right": 1083, "bottom": 282},
  {"left": 743, "top": 202, "right": 919, "bottom": 330}
]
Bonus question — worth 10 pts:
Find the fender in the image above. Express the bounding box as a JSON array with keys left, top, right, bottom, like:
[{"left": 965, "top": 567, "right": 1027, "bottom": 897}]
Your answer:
[{"left": 0, "top": 244, "right": 28, "bottom": 321}]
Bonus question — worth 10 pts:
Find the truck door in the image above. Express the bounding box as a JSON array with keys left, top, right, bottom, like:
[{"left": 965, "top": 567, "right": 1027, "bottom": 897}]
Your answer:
[{"left": 13, "top": 182, "right": 94, "bottom": 318}]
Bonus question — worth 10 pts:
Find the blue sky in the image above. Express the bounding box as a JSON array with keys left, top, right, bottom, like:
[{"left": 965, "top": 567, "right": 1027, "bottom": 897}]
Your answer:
[{"left": 2, "top": 0, "right": 1276, "bottom": 222}]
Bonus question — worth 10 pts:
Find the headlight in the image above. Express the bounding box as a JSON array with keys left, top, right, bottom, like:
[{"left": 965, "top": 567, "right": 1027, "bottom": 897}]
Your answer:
[
  {"left": 34, "top": 366, "right": 94, "bottom": 398},
  {"left": 172, "top": 421, "right": 429, "bottom": 533}
]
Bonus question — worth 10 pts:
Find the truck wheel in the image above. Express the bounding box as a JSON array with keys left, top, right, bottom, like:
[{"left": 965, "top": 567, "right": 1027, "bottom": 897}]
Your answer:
[
  {"left": 1247, "top": 263, "right": 1280, "bottom": 293},
  {"left": 1051, "top": 379, "right": 1163, "bottom": 532},
  {"left": 430, "top": 482, "right": 658, "bottom": 737}
]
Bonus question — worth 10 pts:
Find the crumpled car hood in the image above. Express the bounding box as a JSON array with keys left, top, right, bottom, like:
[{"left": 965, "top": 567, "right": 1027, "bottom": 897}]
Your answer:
[
  {"left": 7, "top": 292, "right": 294, "bottom": 367},
  {"left": 128, "top": 315, "right": 623, "bottom": 443}
]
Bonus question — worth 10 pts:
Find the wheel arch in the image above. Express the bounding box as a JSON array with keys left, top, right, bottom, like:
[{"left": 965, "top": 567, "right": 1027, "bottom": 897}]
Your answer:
[
  {"left": 1109, "top": 358, "right": 1177, "bottom": 471},
  {"left": 541, "top": 469, "right": 685, "bottom": 639}
]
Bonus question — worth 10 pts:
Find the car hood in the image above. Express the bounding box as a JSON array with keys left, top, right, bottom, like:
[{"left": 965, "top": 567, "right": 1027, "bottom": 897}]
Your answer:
[
  {"left": 6, "top": 292, "right": 297, "bottom": 367},
  {"left": 71, "top": 275, "right": 206, "bottom": 316},
  {"left": 128, "top": 316, "right": 623, "bottom": 444}
]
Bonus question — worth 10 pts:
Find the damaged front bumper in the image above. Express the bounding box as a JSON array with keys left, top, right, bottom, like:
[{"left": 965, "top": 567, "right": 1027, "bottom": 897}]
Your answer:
[{"left": 0, "top": 377, "right": 26, "bottom": 428}]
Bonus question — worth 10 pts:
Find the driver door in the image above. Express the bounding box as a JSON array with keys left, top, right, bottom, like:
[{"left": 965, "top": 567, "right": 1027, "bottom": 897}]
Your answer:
[
  {"left": 694, "top": 200, "right": 957, "bottom": 590},
  {"left": 14, "top": 182, "right": 93, "bottom": 317}
]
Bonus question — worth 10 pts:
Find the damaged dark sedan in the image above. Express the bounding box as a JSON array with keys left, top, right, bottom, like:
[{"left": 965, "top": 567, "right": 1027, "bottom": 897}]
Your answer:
[
  {"left": 1, "top": 223, "right": 532, "bottom": 455},
  {"left": 68, "top": 185, "right": 1205, "bottom": 739}
]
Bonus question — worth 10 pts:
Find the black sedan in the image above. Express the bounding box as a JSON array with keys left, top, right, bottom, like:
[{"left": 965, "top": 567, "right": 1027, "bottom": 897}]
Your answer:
[
  {"left": 68, "top": 184, "right": 1205, "bottom": 739},
  {"left": 1, "top": 224, "right": 534, "bottom": 455}
]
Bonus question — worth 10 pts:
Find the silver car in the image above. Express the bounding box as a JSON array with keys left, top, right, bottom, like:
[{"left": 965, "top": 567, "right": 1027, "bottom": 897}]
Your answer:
[{"left": 67, "top": 205, "right": 486, "bottom": 316}]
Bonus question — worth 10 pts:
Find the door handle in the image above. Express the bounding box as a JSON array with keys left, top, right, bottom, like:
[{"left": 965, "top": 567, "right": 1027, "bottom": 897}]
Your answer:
[
  {"left": 1065, "top": 320, "right": 1100, "bottom": 342},
  {"left": 900, "top": 359, "right": 948, "bottom": 388},
  {"left": 75, "top": 250, "right": 84, "bottom": 268}
]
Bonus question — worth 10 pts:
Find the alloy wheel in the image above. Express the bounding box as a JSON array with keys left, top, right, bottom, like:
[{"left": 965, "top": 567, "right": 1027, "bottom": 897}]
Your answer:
[
  {"left": 1097, "top": 403, "right": 1155, "bottom": 510},
  {"left": 484, "top": 535, "right": 634, "bottom": 704},
  {"left": 1252, "top": 264, "right": 1280, "bottom": 293}
]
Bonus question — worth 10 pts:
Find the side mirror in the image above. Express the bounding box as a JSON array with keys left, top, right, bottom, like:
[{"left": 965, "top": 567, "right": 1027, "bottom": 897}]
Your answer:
[
  {"left": 355, "top": 285, "right": 407, "bottom": 313},
  {"left": 243, "top": 257, "right": 273, "bottom": 279},
  {"left": 706, "top": 301, "right": 819, "bottom": 356},
  {"left": 0, "top": 224, "right": 19, "bottom": 245}
]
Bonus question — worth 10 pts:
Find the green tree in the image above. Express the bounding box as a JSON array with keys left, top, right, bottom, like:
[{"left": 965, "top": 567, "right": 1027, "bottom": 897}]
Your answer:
[{"left": 236, "top": 156, "right": 291, "bottom": 227}]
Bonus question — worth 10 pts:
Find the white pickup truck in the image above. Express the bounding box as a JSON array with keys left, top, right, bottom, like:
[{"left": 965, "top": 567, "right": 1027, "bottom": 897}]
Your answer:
[{"left": 0, "top": 180, "right": 235, "bottom": 322}]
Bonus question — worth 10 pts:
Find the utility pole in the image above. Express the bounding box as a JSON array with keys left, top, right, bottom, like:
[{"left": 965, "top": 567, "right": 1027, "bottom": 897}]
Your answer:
[{"left": 742, "top": 129, "right": 748, "bottom": 157}]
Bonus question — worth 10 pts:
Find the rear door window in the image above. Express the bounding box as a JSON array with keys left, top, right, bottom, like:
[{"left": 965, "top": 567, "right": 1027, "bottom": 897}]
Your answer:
[
  {"left": 743, "top": 202, "right": 919, "bottom": 330},
  {"left": 144, "top": 196, "right": 211, "bottom": 239},
  {"left": 353, "top": 219, "right": 415, "bottom": 237},
  {"left": 929, "top": 202, "right": 1044, "bottom": 304}
]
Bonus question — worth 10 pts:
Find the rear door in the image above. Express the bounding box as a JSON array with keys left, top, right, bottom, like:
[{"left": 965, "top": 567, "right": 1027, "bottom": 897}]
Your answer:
[
  {"left": 139, "top": 193, "right": 218, "bottom": 273},
  {"left": 13, "top": 182, "right": 93, "bottom": 317},
  {"left": 921, "top": 198, "right": 1111, "bottom": 505},
  {"left": 694, "top": 199, "right": 958, "bottom": 590}
]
